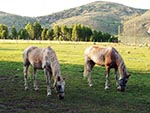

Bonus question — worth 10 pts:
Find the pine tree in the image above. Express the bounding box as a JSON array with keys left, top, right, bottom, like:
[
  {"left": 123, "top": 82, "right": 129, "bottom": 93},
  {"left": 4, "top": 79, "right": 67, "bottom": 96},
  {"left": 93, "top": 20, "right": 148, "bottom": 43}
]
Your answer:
[
  {"left": 11, "top": 26, "right": 17, "bottom": 39},
  {"left": 33, "top": 22, "right": 42, "bottom": 40},
  {"left": 25, "top": 22, "right": 34, "bottom": 40}
]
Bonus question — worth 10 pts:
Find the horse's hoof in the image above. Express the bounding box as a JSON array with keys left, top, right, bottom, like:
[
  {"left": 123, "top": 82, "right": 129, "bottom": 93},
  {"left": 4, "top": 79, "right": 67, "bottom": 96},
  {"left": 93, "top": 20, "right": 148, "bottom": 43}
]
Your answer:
[
  {"left": 34, "top": 87, "right": 39, "bottom": 91},
  {"left": 24, "top": 87, "right": 29, "bottom": 91},
  {"left": 47, "top": 92, "right": 51, "bottom": 96},
  {"left": 105, "top": 86, "right": 109, "bottom": 90},
  {"left": 89, "top": 83, "right": 93, "bottom": 87}
]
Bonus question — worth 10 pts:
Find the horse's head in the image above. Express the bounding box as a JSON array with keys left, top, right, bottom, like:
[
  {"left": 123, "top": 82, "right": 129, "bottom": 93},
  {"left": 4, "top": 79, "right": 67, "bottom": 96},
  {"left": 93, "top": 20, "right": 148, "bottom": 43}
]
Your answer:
[
  {"left": 55, "top": 76, "right": 65, "bottom": 100},
  {"left": 117, "top": 73, "right": 131, "bottom": 92}
]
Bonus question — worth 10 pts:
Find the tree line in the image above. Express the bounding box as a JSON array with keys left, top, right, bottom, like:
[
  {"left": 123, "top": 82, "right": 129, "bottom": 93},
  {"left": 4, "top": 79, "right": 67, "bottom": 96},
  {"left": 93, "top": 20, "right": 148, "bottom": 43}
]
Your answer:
[{"left": 0, "top": 22, "right": 118, "bottom": 42}]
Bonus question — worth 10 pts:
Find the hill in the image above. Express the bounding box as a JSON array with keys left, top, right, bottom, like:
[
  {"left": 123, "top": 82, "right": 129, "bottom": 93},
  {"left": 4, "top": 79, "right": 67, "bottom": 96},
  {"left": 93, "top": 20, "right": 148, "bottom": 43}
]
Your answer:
[
  {"left": 122, "top": 11, "right": 150, "bottom": 37},
  {"left": 0, "top": 11, "right": 35, "bottom": 30},
  {"left": 36, "top": 1, "right": 147, "bottom": 35},
  {"left": 0, "top": 1, "right": 149, "bottom": 38}
]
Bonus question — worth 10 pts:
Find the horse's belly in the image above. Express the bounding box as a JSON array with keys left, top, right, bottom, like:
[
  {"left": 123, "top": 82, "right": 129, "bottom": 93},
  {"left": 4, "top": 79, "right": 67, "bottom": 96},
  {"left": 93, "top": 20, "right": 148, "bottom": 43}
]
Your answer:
[
  {"left": 32, "top": 62, "right": 43, "bottom": 69},
  {"left": 92, "top": 56, "right": 105, "bottom": 66},
  {"left": 96, "top": 61, "right": 105, "bottom": 66}
]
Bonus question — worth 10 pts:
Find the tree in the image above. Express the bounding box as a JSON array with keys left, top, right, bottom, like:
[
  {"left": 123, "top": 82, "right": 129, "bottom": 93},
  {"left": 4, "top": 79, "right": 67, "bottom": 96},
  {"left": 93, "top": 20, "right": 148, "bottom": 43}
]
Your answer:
[
  {"left": 33, "top": 22, "right": 42, "bottom": 40},
  {"left": 11, "top": 26, "right": 17, "bottom": 39},
  {"left": 41, "top": 28, "right": 48, "bottom": 40},
  {"left": 1, "top": 30, "right": 7, "bottom": 39},
  {"left": 53, "top": 24, "right": 60, "bottom": 40},
  {"left": 46, "top": 29, "right": 53, "bottom": 40},
  {"left": 80, "top": 26, "right": 92, "bottom": 41},
  {"left": 18, "top": 29, "right": 29, "bottom": 40},
  {"left": 92, "top": 30, "right": 103, "bottom": 42},
  {"left": 0, "top": 24, "right": 9, "bottom": 39},
  {"left": 72, "top": 24, "right": 78, "bottom": 41},
  {"left": 103, "top": 33, "right": 111, "bottom": 42},
  {"left": 66, "top": 27, "right": 72, "bottom": 41},
  {"left": 25, "top": 22, "right": 34, "bottom": 40},
  {"left": 60, "top": 24, "right": 66, "bottom": 40}
]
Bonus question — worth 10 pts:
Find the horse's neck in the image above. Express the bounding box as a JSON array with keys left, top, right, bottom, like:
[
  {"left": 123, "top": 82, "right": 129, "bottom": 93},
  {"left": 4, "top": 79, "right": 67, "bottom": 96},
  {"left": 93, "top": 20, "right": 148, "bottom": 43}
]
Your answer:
[
  {"left": 46, "top": 48, "right": 61, "bottom": 78},
  {"left": 118, "top": 56, "right": 127, "bottom": 78},
  {"left": 50, "top": 57, "right": 61, "bottom": 77}
]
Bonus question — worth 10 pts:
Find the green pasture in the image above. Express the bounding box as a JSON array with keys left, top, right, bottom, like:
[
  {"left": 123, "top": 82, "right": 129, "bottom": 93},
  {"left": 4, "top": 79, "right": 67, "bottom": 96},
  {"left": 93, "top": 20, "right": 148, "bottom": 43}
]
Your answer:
[{"left": 0, "top": 40, "right": 150, "bottom": 113}]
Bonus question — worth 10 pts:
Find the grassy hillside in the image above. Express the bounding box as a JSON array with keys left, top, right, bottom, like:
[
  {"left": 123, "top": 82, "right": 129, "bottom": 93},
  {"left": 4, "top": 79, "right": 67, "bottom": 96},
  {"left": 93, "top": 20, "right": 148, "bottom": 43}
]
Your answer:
[
  {"left": 0, "top": 11, "right": 35, "bottom": 30},
  {"left": 0, "top": 1, "right": 149, "bottom": 43},
  {"left": 37, "top": 1, "right": 146, "bottom": 35},
  {"left": 0, "top": 1, "right": 147, "bottom": 35},
  {"left": 119, "top": 11, "right": 150, "bottom": 44},
  {"left": 121, "top": 11, "right": 150, "bottom": 37},
  {"left": 0, "top": 41, "right": 150, "bottom": 112}
]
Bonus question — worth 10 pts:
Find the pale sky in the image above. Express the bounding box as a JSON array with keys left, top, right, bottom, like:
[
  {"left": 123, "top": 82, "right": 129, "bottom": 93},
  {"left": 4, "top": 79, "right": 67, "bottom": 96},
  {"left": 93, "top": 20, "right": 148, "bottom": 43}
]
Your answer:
[{"left": 0, "top": 0, "right": 149, "bottom": 17}]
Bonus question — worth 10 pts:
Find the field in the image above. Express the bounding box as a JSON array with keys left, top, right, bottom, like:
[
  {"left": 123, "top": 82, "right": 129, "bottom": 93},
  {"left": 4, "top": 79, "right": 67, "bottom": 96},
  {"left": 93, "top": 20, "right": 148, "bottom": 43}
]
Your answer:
[{"left": 0, "top": 40, "right": 150, "bottom": 113}]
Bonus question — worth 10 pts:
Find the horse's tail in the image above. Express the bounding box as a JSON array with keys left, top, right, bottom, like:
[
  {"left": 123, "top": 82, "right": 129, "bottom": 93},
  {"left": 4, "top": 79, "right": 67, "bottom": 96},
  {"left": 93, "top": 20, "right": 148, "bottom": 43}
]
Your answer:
[{"left": 83, "top": 46, "right": 92, "bottom": 77}]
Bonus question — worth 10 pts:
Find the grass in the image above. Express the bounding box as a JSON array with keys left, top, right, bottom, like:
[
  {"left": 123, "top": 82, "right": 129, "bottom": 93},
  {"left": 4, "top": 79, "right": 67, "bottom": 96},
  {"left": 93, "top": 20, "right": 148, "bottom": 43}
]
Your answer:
[{"left": 0, "top": 40, "right": 150, "bottom": 113}]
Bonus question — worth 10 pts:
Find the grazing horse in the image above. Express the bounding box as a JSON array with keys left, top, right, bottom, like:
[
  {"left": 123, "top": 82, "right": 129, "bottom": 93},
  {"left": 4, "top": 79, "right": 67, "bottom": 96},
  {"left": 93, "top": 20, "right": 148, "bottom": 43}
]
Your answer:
[
  {"left": 83, "top": 45, "right": 130, "bottom": 92},
  {"left": 23, "top": 46, "right": 65, "bottom": 99}
]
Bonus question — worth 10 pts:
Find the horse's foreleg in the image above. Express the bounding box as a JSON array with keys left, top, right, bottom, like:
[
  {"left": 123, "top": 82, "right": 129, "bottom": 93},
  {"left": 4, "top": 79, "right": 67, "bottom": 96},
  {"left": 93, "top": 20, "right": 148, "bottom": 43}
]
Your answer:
[
  {"left": 24, "top": 65, "right": 29, "bottom": 90},
  {"left": 105, "top": 67, "right": 110, "bottom": 90},
  {"left": 33, "top": 68, "right": 39, "bottom": 91},
  {"left": 115, "top": 69, "right": 119, "bottom": 87},
  {"left": 44, "top": 69, "right": 51, "bottom": 96}
]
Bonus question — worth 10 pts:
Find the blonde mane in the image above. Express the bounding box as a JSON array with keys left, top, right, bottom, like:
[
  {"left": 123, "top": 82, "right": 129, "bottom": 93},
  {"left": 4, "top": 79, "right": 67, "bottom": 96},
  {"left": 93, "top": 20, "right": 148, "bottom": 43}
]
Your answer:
[{"left": 43, "top": 46, "right": 61, "bottom": 77}]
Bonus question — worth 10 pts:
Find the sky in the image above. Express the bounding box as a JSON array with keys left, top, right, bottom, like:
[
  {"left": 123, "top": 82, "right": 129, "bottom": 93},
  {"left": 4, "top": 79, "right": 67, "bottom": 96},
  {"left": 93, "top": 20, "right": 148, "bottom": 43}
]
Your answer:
[{"left": 0, "top": 0, "right": 149, "bottom": 17}]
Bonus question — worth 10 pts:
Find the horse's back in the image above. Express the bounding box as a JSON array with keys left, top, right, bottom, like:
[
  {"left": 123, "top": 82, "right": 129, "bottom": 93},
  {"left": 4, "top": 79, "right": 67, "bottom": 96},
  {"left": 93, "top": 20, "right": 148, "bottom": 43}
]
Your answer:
[
  {"left": 85, "top": 46, "right": 106, "bottom": 65},
  {"left": 85, "top": 46, "right": 119, "bottom": 66},
  {"left": 23, "top": 46, "right": 38, "bottom": 65},
  {"left": 23, "top": 46, "right": 38, "bottom": 58},
  {"left": 23, "top": 46, "right": 48, "bottom": 69}
]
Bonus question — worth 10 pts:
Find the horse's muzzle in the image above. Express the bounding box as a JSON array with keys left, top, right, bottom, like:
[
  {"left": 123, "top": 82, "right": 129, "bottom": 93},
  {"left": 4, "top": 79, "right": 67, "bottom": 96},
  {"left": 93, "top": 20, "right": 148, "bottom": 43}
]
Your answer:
[
  {"left": 57, "top": 92, "right": 64, "bottom": 100},
  {"left": 58, "top": 94, "right": 64, "bottom": 100},
  {"left": 117, "top": 86, "right": 125, "bottom": 92}
]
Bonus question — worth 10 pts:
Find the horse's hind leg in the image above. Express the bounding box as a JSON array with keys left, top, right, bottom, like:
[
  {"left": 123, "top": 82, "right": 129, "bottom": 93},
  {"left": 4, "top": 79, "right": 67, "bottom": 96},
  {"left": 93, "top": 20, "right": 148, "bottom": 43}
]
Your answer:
[
  {"left": 44, "top": 69, "right": 51, "bottom": 96},
  {"left": 24, "top": 65, "right": 29, "bottom": 90},
  {"left": 84, "top": 60, "right": 95, "bottom": 87},
  {"left": 105, "top": 67, "right": 110, "bottom": 90},
  {"left": 33, "top": 68, "right": 39, "bottom": 91}
]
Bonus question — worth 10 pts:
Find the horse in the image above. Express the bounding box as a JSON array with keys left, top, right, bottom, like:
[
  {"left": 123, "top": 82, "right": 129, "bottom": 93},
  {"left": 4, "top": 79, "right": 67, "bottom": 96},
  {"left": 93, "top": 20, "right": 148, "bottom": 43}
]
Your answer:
[
  {"left": 83, "top": 45, "right": 131, "bottom": 92},
  {"left": 23, "top": 46, "right": 65, "bottom": 99}
]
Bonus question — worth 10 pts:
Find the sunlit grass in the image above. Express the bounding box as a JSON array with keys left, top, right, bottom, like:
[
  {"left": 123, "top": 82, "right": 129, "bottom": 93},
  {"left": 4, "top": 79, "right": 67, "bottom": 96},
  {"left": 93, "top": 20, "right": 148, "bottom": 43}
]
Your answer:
[{"left": 0, "top": 40, "right": 150, "bottom": 113}]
